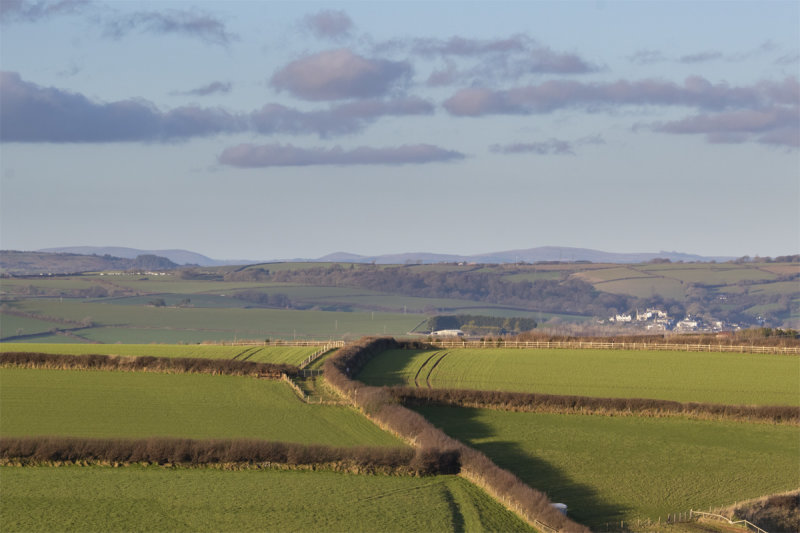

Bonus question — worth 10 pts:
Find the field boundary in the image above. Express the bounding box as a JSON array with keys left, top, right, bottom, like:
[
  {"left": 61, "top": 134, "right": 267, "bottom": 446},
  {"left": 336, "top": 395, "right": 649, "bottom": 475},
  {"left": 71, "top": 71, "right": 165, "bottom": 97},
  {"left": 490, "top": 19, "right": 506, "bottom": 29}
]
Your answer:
[
  {"left": 0, "top": 436, "right": 441, "bottom": 475},
  {"left": 426, "top": 339, "right": 800, "bottom": 354},
  {"left": 204, "top": 340, "right": 346, "bottom": 348},
  {"left": 391, "top": 387, "right": 800, "bottom": 424},
  {"left": 299, "top": 344, "right": 342, "bottom": 369},
  {"left": 689, "top": 510, "right": 768, "bottom": 533},
  {"left": 0, "top": 352, "right": 297, "bottom": 379},
  {"left": 323, "top": 337, "right": 591, "bottom": 533}
]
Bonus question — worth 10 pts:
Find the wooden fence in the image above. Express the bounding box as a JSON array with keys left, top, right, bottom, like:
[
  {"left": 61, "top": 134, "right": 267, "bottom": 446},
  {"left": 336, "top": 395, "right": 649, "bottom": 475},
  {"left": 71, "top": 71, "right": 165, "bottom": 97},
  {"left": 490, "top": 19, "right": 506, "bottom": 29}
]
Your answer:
[
  {"left": 299, "top": 343, "right": 344, "bottom": 369},
  {"left": 426, "top": 339, "right": 800, "bottom": 355},
  {"left": 689, "top": 510, "right": 768, "bottom": 533},
  {"left": 204, "top": 340, "right": 345, "bottom": 347}
]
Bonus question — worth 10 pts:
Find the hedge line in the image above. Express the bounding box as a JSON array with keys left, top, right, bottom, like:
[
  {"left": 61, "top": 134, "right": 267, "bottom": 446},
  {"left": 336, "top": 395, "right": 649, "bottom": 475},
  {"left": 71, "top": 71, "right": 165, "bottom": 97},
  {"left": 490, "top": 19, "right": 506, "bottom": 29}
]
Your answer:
[
  {"left": 389, "top": 387, "right": 800, "bottom": 424},
  {"left": 323, "top": 337, "right": 590, "bottom": 533},
  {"left": 0, "top": 436, "right": 454, "bottom": 475},
  {"left": 0, "top": 352, "right": 297, "bottom": 378}
]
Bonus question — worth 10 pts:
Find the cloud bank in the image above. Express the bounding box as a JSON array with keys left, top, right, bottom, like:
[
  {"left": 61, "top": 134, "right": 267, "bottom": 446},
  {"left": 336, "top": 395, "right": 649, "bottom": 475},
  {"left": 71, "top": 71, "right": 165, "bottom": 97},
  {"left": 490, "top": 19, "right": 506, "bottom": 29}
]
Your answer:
[
  {"left": 302, "top": 10, "right": 353, "bottom": 40},
  {"left": 0, "top": 0, "right": 89, "bottom": 23},
  {"left": 218, "top": 143, "right": 465, "bottom": 167},
  {"left": 0, "top": 71, "right": 432, "bottom": 142},
  {"left": 174, "top": 81, "right": 232, "bottom": 97},
  {"left": 103, "top": 8, "right": 236, "bottom": 46},
  {"left": 270, "top": 49, "right": 412, "bottom": 101}
]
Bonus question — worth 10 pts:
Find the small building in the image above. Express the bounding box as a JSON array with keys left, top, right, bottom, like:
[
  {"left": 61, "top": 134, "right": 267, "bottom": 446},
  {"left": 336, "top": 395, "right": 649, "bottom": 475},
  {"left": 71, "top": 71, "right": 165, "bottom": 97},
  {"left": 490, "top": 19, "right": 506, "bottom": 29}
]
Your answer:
[{"left": 431, "top": 329, "right": 465, "bottom": 337}]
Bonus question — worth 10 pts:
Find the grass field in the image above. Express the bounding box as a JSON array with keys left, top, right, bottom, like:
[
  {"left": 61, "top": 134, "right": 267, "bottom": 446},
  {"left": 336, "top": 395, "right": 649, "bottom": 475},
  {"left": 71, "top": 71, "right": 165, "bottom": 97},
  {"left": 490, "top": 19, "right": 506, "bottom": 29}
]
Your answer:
[
  {"left": 5, "top": 299, "right": 423, "bottom": 342},
  {"left": 635, "top": 264, "right": 777, "bottom": 284},
  {"left": 591, "top": 277, "right": 687, "bottom": 300},
  {"left": 0, "top": 466, "right": 533, "bottom": 532},
  {"left": 0, "top": 368, "right": 400, "bottom": 447},
  {"left": 357, "top": 348, "right": 800, "bottom": 406},
  {"left": 417, "top": 406, "right": 800, "bottom": 528},
  {"left": 0, "top": 343, "right": 322, "bottom": 365},
  {"left": 0, "top": 314, "right": 65, "bottom": 339}
]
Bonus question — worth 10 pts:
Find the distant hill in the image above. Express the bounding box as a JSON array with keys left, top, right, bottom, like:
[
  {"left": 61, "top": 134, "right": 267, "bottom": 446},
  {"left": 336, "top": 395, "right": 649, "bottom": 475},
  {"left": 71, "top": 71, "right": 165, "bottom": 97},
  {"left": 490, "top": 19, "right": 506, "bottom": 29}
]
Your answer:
[
  {"left": 10, "top": 245, "right": 736, "bottom": 273},
  {"left": 317, "top": 247, "right": 733, "bottom": 264},
  {"left": 1, "top": 251, "right": 178, "bottom": 275},
  {"left": 37, "top": 247, "right": 255, "bottom": 267}
]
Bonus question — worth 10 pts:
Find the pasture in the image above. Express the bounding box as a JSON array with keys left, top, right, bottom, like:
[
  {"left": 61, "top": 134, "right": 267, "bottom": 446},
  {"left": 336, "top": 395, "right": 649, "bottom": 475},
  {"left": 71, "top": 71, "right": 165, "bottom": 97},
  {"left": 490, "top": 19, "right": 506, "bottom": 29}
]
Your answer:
[
  {"left": 0, "top": 314, "right": 65, "bottom": 340},
  {"left": 417, "top": 406, "right": 800, "bottom": 529},
  {"left": 357, "top": 348, "right": 800, "bottom": 406},
  {"left": 0, "top": 368, "right": 400, "bottom": 447},
  {"left": 0, "top": 343, "right": 323, "bottom": 365},
  {"left": 4, "top": 299, "right": 423, "bottom": 342},
  {"left": 0, "top": 466, "right": 532, "bottom": 533}
]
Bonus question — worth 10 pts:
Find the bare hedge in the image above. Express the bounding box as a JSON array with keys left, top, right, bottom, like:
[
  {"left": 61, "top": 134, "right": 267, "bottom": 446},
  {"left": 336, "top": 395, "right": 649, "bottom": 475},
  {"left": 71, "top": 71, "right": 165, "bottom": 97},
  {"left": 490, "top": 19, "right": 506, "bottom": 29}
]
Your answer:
[
  {"left": 323, "top": 337, "right": 590, "bottom": 533},
  {"left": 390, "top": 387, "right": 800, "bottom": 424},
  {"left": 0, "top": 436, "right": 455, "bottom": 475},
  {"left": 0, "top": 352, "right": 297, "bottom": 378}
]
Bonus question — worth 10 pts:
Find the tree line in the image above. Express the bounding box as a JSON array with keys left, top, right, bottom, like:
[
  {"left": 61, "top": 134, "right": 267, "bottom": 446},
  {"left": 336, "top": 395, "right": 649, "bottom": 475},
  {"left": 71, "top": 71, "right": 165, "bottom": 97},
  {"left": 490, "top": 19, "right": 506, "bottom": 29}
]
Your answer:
[{"left": 427, "top": 315, "right": 537, "bottom": 334}]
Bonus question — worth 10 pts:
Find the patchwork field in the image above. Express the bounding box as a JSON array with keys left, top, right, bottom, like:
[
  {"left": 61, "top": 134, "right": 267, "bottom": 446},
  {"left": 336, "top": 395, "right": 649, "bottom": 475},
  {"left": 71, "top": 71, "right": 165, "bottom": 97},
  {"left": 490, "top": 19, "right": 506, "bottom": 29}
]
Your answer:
[
  {"left": 357, "top": 348, "right": 800, "bottom": 406},
  {"left": 3, "top": 300, "right": 423, "bottom": 342},
  {"left": 0, "top": 343, "right": 323, "bottom": 365},
  {"left": 0, "top": 368, "right": 400, "bottom": 447},
  {"left": 416, "top": 406, "right": 800, "bottom": 529},
  {"left": 0, "top": 466, "right": 533, "bottom": 533}
]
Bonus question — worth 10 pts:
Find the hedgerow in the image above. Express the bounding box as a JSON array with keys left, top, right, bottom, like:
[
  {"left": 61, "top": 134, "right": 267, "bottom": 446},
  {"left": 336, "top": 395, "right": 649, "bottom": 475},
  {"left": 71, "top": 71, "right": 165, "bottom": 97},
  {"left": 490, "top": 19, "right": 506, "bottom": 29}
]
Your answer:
[
  {"left": 389, "top": 387, "right": 800, "bottom": 424},
  {"left": 323, "top": 337, "right": 590, "bottom": 533},
  {"left": 0, "top": 352, "right": 297, "bottom": 378},
  {"left": 0, "top": 436, "right": 453, "bottom": 476}
]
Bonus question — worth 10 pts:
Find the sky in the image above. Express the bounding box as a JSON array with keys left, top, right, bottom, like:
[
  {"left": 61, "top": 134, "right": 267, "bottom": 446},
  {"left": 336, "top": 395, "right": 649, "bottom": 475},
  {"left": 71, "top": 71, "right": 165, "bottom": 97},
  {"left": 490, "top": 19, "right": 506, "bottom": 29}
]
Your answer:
[{"left": 1, "top": 0, "right": 798, "bottom": 261}]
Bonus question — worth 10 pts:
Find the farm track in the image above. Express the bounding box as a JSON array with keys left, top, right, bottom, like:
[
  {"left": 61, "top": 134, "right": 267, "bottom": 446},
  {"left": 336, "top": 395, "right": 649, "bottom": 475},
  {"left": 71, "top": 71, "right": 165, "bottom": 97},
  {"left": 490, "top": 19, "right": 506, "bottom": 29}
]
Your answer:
[
  {"left": 232, "top": 347, "right": 252, "bottom": 360},
  {"left": 425, "top": 352, "right": 450, "bottom": 389},
  {"left": 413, "top": 351, "right": 441, "bottom": 388},
  {"left": 239, "top": 347, "right": 263, "bottom": 362}
]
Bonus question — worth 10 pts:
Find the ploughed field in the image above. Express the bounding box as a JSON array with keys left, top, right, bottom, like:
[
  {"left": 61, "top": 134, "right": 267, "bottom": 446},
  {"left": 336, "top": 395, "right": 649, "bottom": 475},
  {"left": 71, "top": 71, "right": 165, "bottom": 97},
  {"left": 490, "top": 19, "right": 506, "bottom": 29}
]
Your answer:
[
  {"left": 357, "top": 348, "right": 800, "bottom": 406},
  {"left": 415, "top": 406, "right": 800, "bottom": 529},
  {"left": 0, "top": 342, "right": 323, "bottom": 366}
]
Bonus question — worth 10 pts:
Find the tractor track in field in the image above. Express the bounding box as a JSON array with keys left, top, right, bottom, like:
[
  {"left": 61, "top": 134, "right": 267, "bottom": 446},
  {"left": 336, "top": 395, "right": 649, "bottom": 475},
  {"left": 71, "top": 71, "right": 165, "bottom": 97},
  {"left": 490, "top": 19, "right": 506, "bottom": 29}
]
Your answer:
[
  {"left": 413, "top": 351, "right": 441, "bottom": 388},
  {"left": 425, "top": 351, "right": 449, "bottom": 389},
  {"left": 239, "top": 347, "right": 262, "bottom": 362}
]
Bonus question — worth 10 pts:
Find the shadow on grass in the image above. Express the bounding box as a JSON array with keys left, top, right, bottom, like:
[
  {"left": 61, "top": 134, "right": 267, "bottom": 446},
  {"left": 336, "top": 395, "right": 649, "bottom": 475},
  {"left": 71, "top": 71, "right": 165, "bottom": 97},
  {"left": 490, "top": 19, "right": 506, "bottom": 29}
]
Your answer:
[
  {"left": 440, "top": 483, "right": 467, "bottom": 533},
  {"left": 416, "top": 405, "right": 630, "bottom": 529}
]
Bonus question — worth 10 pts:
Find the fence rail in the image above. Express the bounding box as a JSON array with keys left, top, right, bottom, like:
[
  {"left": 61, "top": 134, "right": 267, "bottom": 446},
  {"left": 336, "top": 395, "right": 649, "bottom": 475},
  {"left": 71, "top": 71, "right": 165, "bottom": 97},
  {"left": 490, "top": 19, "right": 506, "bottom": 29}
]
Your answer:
[
  {"left": 203, "top": 340, "right": 346, "bottom": 347},
  {"left": 299, "top": 343, "right": 344, "bottom": 369},
  {"left": 426, "top": 339, "right": 799, "bottom": 355},
  {"left": 690, "top": 510, "right": 768, "bottom": 533}
]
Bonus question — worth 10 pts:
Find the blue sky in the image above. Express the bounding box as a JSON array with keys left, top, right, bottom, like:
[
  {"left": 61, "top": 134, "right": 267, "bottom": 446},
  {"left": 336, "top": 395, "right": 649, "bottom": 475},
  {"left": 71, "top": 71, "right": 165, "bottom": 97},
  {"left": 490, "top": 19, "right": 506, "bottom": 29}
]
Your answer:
[{"left": 1, "top": 0, "right": 798, "bottom": 261}]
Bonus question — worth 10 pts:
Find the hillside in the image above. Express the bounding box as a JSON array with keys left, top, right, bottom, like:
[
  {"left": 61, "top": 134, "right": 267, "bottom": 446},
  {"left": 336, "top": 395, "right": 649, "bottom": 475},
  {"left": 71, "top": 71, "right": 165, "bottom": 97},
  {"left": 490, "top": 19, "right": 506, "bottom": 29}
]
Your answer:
[{"left": 0, "top": 251, "right": 177, "bottom": 276}]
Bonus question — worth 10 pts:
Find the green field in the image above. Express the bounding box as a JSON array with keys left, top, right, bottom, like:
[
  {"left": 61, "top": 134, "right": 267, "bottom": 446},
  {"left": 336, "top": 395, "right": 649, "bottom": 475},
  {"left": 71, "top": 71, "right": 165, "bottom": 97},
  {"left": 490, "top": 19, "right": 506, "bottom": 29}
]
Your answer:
[
  {"left": 0, "top": 368, "right": 400, "bottom": 447},
  {"left": 0, "top": 466, "right": 533, "bottom": 533},
  {"left": 357, "top": 348, "right": 800, "bottom": 406},
  {"left": 0, "top": 343, "right": 322, "bottom": 365},
  {"left": 0, "top": 314, "right": 65, "bottom": 339},
  {"left": 3, "top": 300, "right": 423, "bottom": 342},
  {"left": 635, "top": 264, "right": 778, "bottom": 284},
  {"left": 417, "top": 406, "right": 800, "bottom": 528}
]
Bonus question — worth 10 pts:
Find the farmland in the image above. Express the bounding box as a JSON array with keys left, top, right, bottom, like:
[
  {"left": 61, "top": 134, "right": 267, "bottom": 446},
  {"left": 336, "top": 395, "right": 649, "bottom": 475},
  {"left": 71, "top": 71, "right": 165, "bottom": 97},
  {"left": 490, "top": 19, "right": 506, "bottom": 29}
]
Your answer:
[
  {"left": 1, "top": 466, "right": 532, "bottom": 533},
  {"left": 415, "top": 406, "right": 800, "bottom": 529},
  {"left": 0, "top": 367, "right": 400, "bottom": 446},
  {"left": 0, "top": 343, "right": 323, "bottom": 365},
  {"left": 357, "top": 348, "right": 800, "bottom": 406},
  {"left": 1, "top": 259, "right": 797, "bottom": 346}
]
